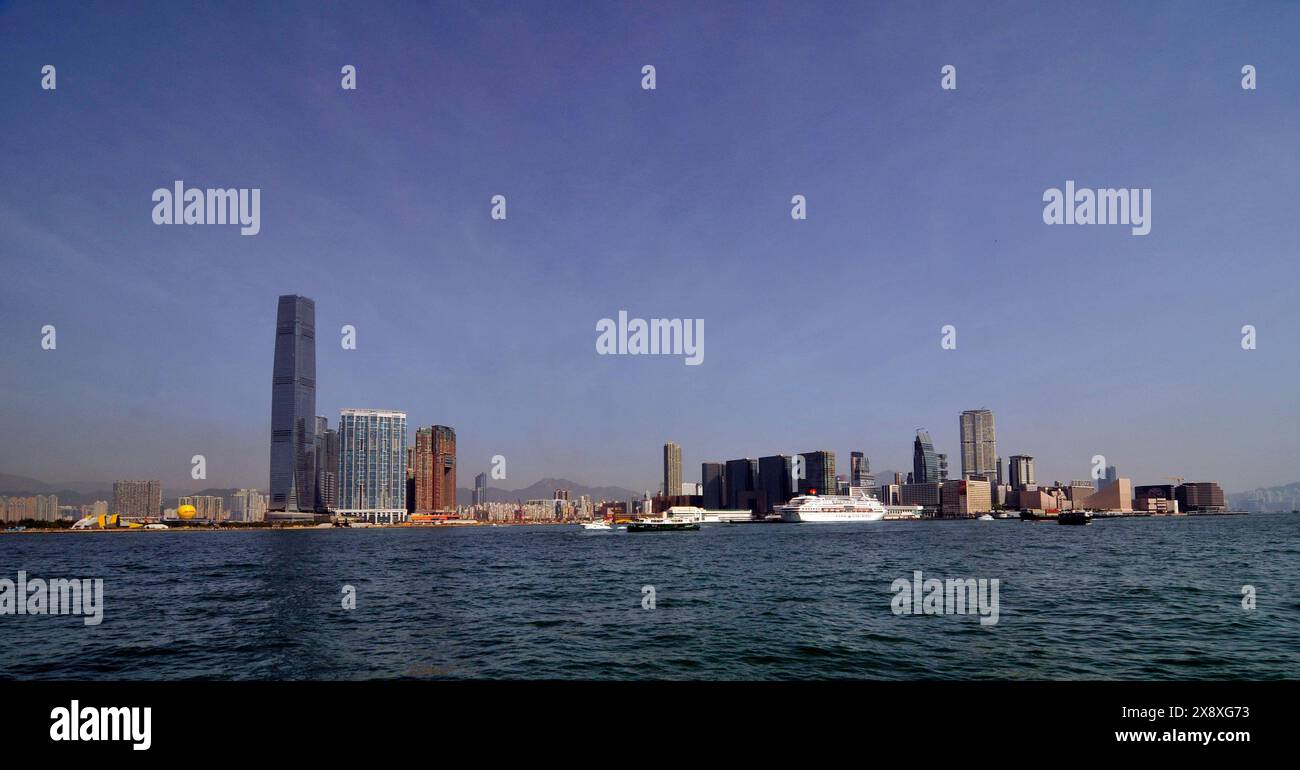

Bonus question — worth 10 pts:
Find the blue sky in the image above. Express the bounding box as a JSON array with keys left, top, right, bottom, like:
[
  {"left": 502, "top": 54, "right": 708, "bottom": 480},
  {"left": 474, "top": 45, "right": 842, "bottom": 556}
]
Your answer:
[{"left": 1, "top": 0, "right": 1298, "bottom": 493}]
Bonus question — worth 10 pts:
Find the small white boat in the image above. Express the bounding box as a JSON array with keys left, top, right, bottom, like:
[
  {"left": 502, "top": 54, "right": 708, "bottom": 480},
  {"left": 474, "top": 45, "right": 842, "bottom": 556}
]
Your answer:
[
  {"left": 581, "top": 521, "right": 612, "bottom": 531},
  {"left": 977, "top": 514, "right": 994, "bottom": 521}
]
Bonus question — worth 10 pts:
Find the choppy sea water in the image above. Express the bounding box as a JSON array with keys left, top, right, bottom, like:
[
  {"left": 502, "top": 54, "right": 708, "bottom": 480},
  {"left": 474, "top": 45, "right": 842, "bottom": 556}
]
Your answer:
[{"left": 1, "top": 514, "right": 1296, "bottom": 680}]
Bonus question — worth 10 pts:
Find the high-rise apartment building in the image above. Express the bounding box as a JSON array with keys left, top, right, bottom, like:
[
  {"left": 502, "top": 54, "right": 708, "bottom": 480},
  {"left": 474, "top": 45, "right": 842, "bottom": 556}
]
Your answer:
[
  {"left": 179, "top": 495, "right": 225, "bottom": 521},
  {"left": 1008, "top": 455, "right": 1035, "bottom": 490},
  {"left": 269, "top": 295, "right": 320, "bottom": 518},
  {"left": 314, "top": 416, "right": 339, "bottom": 510},
  {"left": 959, "top": 409, "right": 997, "bottom": 479},
  {"left": 663, "top": 442, "right": 682, "bottom": 499},
  {"left": 112, "top": 480, "right": 162, "bottom": 520},
  {"left": 474, "top": 472, "right": 488, "bottom": 506},
  {"left": 231, "top": 489, "right": 268, "bottom": 522},
  {"left": 337, "top": 409, "right": 408, "bottom": 524},
  {"left": 414, "top": 425, "right": 457, "bottom": 511}
]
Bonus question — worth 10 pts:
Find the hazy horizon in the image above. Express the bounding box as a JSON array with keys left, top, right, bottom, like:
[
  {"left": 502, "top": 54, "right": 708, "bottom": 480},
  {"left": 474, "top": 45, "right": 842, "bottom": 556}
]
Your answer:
[{"left": 3, "top": 1, "right": 1299, "bottom": 494}]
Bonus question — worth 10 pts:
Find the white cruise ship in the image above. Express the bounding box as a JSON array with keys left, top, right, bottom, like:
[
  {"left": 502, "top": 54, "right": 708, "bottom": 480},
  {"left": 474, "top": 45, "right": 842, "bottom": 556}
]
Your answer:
[{"left": 777, "top": 490, "right": 888, "bottom": 522}]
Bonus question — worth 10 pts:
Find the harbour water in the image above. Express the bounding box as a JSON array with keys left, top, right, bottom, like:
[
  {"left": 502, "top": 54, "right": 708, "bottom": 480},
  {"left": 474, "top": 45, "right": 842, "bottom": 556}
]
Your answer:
[{"left": 1, "top": 514, "right": 1296, "bottom": 680}]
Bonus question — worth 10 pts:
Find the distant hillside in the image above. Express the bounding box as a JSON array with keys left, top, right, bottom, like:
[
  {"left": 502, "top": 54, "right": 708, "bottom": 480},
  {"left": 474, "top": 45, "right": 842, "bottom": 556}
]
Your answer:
[
  {"left": 457, "top": 477, "right": 640, "bottom": 506},
  {"left": 0, "top": 475, "right": 249, "bottom": 507},
  {"left": 0, "top": 473, "right": 115, "bottom": 504},
  {"left": 1227, "top": 482, "right": 1300, "bottom": 513}
]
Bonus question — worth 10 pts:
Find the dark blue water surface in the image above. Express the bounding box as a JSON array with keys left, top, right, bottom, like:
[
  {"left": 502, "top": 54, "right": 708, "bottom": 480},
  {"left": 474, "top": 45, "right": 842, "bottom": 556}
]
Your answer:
[{"left": 1, "top": 514, "right": 1296, "bottom": 680}]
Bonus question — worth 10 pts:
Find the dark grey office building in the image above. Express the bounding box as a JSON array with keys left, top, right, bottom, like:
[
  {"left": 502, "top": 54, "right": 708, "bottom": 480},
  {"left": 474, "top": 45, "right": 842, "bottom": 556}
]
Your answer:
[
  {"left": 912, "top": 430, "right": 940, "bottom": 485},
  {"left": 798, "top": 450, "right": 836, "bottom": 495},
  {"left": 759, "top": 454, "right": 794, "bottom": 512},
  {"left": 725, "top": 458, "right": 759, "bottom": 511},
  {"left": 702, "top": 462, "right": 726, "bottom": 510},
  {"left": 269, "top": 295, "right": 320, "bottom": 517}
]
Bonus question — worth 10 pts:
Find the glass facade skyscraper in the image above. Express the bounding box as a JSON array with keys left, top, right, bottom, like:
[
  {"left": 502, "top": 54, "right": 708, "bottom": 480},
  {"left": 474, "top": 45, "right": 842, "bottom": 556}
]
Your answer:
[
  {"left": 913, "top": 430, "right": 940, "bottom": 484},
  {"left": 269, "top": 295, "right": 319, "bottom": 517},
  {"left": 701, "top": 462, "right": 725, "bottom": 509},
  {"left": 759, "top": 454, "right": 793, "bottom": 512},
  {"left": 337, "top": 409, "right": 408, "bottom": 524},
  {"left": 724, "top": 458, "right": 758, "bottom": 511}
]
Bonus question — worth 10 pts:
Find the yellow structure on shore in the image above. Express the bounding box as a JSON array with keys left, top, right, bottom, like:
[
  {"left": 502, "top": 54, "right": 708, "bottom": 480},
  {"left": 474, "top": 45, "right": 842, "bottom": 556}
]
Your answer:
[{"left": 71, "top": 513, "right": 141, "bottom": 529}]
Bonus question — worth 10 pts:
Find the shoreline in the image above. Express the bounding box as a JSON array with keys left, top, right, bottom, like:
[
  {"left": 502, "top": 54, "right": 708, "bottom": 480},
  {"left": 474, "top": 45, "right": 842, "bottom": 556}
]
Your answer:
[{"left": 1, "top": 510, "right": 1274, "bottom": 535}]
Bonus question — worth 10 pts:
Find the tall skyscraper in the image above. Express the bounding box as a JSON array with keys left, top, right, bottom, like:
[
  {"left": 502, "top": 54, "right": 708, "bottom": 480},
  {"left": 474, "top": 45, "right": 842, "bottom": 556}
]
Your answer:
[
  {"left": 337, "top": 409, "right": 408, "bottom": 524},
  {"left": 414, "top": 425, "right": 457, "bottom": 511},
  {"left": 937, "top": 452, "right": 950, "bottom": 482},
  {"left": 759, "top": 454, "right": 794, "bottom": 512},
  {"left": 1008, "top": 455, "right": 1035, "bottom": 490},
  {"left": 912, "top": 430, "right": 940, "bottom": 484},
  {"left": 701, "top": 462, "right": 725, "bottom": 509},
  {"left": 474, "top": 472, "right": 488, "bottom": 506},
  {"left": 850, "top": 451, "right": 874, "bottom": 488},
  {"left": 112, "top": 480, "right": 162, "bottom": 520},
  {"left": 725, "top": 458, "right": 759, "bottom": 510},
  {"left": 663, "top": 442, "right": 682, "bottom": 498},
  {"left": 1099, "top": 464, "right": 1118, "bottom": 489},
  {"left": 959, "top": 409, "right": 997, "bottom": 479},
  {"left": 798, "top": 451, "right": 836, "bottom": 496},
  {"left": 269, "top": 295, "right": 319, "bottom": 518},
  {"left": 315, "top": 416, "right": 339, "bottom": 511}
]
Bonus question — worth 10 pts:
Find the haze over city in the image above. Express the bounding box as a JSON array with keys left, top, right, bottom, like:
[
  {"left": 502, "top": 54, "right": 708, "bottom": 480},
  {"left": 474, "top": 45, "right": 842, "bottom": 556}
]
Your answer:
[{"left": 2, "top": 1, "right": 1299, "bottom": 493}]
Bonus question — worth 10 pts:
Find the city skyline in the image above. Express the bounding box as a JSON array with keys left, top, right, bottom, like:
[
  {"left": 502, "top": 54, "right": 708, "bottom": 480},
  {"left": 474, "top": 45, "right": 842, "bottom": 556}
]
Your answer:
[{"left": 3, "top": 2, "right": 1299, "bottom": 494}]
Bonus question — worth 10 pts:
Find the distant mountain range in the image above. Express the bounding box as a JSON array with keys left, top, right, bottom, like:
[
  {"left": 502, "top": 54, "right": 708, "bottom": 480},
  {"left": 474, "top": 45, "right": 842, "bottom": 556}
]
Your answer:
[
  {"left": 1226, "top": 482, "right": 1300, "bottom": 513},
  {"left": 0, "top": 473, "right": 116, "bottom": 504},
  {"left": 456, "top": 477, "right": 640, "bottom": 506}
]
